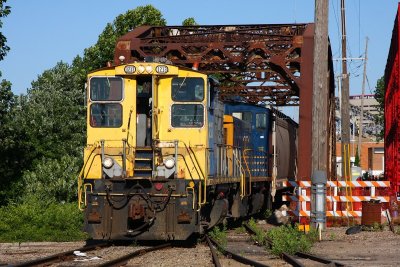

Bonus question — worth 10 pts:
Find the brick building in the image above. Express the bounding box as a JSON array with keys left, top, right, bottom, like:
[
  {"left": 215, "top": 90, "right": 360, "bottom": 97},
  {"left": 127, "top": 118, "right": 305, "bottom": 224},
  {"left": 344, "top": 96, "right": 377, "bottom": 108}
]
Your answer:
[{"left": 336, "top": 141, "right": 384, "bottom": 176}]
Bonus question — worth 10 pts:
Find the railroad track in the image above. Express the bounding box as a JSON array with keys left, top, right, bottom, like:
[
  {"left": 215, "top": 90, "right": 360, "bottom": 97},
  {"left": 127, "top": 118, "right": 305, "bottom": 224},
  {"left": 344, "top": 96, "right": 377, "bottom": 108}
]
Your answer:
[
  {"left": 13, "top": 242, "right": 110, "bottom": 267},
  {"left": 97, "top": 243, "right": 171, "bottom": 267},
  {"left": 206, "top": 234, "right": 270, "bottom": 267},
  {"left": 11, "top": 242, "right": 171, "bottom": 267},
  {"left": 282, "top": 251, "right": 345, "bottom": 267},
  {"left": 9, "top": 220, "right": 346, "bottom": 267}
]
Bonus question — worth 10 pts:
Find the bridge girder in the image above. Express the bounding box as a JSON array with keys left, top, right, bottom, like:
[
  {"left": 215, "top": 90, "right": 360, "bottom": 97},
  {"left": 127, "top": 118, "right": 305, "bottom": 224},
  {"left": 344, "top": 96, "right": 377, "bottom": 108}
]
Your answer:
[{"left": 114, "top": 24, "right": 314, "bottom": 106}]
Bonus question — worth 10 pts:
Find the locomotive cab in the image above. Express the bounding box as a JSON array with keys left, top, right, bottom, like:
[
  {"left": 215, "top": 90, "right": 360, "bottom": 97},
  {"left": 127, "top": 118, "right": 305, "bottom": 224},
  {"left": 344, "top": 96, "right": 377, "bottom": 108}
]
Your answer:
[{"left": 80, "top": 62, "right": 212, "bottom": 240}]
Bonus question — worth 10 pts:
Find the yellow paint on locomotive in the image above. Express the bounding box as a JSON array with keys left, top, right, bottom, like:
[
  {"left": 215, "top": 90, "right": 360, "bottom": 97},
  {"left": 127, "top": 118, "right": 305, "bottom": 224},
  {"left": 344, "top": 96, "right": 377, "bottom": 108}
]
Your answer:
[
  {"left": 81, "top": 63, "right": 209, "bottom": 181},
  {"left": 156, "top": 69, "right": 208, "bottom": 181},
  {"left": 223, "top": 115, "right": 234, "bottom": 176}
]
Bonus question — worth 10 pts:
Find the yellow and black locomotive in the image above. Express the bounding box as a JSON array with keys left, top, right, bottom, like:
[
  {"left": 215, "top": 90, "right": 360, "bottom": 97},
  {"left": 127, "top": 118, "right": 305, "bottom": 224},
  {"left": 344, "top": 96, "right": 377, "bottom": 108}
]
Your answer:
[{"left": 78, "top": 58, "right": 297, "bottom": 240}]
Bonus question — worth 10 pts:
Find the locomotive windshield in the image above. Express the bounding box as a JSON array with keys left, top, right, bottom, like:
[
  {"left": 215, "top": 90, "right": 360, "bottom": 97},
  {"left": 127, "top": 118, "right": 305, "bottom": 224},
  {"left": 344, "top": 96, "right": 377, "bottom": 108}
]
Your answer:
[
  {"left": 89, "top": 77, "right": 123, "bottom": 128},
  {"left": 171, "top": 104, "right": 204, "bottom": 127},
  {"left": 256, "top": 113, "right": 267, "bottom": 129},
  {"left": 171, "top": 77, "right": 204, "bottom": 101},
  {"left": 90, "top": 77, "right": 123, "bottom": 101},
  {"left": 90, "top": 103, "right": 122, "bottom": 127}
]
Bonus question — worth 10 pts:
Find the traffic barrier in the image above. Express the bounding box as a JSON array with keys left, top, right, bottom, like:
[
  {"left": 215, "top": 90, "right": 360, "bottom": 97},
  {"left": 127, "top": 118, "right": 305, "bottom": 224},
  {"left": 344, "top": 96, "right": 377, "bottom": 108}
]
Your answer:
[{"left": 282, "top": 180, "right": 391, "bottom": 221}]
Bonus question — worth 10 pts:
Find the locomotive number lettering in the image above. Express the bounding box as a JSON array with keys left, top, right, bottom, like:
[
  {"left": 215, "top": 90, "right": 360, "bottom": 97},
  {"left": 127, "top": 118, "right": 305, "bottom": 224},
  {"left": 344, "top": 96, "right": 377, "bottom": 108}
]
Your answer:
[
  {"left": 155, "top": 65, "right": 168, "bottom": 74},
  {"left": 124, "top": 65, "right": 136, "bottom": 74}
]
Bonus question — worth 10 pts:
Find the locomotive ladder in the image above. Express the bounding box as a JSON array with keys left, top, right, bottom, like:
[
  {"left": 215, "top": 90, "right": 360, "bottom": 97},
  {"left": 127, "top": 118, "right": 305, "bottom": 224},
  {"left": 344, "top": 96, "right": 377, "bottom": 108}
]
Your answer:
[{"left": 134, "top": 146, "right": 153, "bottom": 177}]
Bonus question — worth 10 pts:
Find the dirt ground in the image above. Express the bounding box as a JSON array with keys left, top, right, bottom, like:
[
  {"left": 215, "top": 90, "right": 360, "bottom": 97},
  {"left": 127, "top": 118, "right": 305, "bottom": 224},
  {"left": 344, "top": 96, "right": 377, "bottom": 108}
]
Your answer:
[
  {"left": 310, "top": 225, "right": 400, "bottom": 266},
  {"left": 1, "top": 221, "right": 399, "bottom": 266}
]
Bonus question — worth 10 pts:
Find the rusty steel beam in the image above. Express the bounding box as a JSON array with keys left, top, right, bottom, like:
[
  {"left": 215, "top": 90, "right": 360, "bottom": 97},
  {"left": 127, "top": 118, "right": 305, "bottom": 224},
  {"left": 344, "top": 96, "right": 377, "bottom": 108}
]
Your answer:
[{"left": 114, "top": 24, "right": 309, "bottom": 106}]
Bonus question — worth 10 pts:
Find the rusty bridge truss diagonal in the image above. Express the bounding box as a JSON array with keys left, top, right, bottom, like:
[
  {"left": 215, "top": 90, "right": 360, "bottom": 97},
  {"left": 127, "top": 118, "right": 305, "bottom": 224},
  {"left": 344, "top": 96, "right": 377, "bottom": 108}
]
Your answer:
[{"left": 113, "top": 23, "right": 336, "bottom": 179}]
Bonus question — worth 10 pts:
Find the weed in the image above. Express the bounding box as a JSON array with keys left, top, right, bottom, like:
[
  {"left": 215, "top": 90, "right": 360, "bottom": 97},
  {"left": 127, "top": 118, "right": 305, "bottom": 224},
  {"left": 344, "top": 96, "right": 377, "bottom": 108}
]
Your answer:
[
  {"left": 263, "top": 209, "right": 273, "bottom": 219},
  {"left": 248, "top": 218, "right": 268, "bottom": 246},
  {"left": 374, "top": 222, "right": 384, "bottom": 231},
  {"left": 209, "top": 224, "right": 227, "bottom": 249},
  {"left": 267, "top": 224, "right": 317, "bottom": 256},
  {"left": 396, "top": 226, "right": 400, "bottom": 235},
  {"left": 235, "top": 225, "right": 246, "bottom": 234},
  {"left": 329, "top": 233, "right": 336, "bottom": 240},
  {"left": 363, "top": 222, "right": 384, "bottom": 232}
]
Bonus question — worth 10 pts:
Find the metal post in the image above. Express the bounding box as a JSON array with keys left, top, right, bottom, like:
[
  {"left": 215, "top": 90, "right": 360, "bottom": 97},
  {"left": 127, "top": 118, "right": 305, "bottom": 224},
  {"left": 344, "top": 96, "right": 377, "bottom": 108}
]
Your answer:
[
  {"left": 122, "top": 138, "right": 127, "bottom": 178},
  {"left": 100, "top": 139, "right": 105, "bottom": 179},
  {"left": 174, "top": 140, "right": 178, "bottom": 178},
  {"left": 311, "top": 170, "right": 327, "bottom": 230}
]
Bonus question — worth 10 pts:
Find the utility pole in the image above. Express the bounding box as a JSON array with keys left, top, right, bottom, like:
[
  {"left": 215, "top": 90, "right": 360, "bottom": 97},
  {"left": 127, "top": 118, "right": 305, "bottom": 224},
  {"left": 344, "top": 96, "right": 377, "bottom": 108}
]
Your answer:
[
  {"left": 358, "top": 37, "right": 369, "bottom": 162},
  {"left": 312, "top": 0, "right": 329, "bottom": 172},
  {"left": 340, "top": 0, "right": 351, "bottom": 181},
  {"left": 311, "top": 0, "right": 329, "bottom": 230}
]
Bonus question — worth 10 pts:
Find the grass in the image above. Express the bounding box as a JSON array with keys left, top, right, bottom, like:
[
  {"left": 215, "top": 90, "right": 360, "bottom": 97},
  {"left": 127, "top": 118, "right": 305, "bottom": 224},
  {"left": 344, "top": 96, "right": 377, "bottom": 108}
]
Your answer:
[
  {"left": 208, "top": 224, "right": 227, "bottom": 249},
  {"left": 266, "top": 224, "right": 318, "bottom": 256},
  {"left": 329, "top": 232, "right": 337, "bottom": 240},
  {"left": 362, "top": 222, "right": 384, "bottom": 232},
  {"left": 234, "top": 225, "right": 247, "bottom": 234},
  {"left": 247, "top": 218, "right": 269, "bottom": 246},
  {"left": 0, "top": 198, "right": 88, "bottom": 242},
  {"left": 262, "top": 209, "right": 273, "bottom": 220}
]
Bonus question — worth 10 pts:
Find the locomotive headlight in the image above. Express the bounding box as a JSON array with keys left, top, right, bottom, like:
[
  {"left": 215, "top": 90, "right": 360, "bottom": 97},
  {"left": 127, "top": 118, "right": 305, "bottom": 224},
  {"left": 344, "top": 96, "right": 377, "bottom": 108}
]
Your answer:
[
  {"left": 137, "top": 65, "right": 145, "bottom": 73},
  {"left": 145, "top": 65, "right": 153, "bottom": 73},
  {"left": 164, "top": 157, "right": 175, "bottom": 169},
  {"left": 103, "top": 157, "right": 114, "bottom": 169}
]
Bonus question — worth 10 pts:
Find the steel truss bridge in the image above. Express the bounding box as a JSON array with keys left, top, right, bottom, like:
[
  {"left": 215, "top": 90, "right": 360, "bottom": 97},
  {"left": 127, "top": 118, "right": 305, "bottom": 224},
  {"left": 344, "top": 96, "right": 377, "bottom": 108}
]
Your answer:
[{"left": 113, "top": 24, "right": 336, "bottom": 179}]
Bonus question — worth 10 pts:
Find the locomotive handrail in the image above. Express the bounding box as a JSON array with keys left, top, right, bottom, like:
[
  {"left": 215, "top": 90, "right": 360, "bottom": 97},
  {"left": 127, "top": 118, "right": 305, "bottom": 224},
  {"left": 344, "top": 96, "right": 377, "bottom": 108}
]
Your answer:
[
  {"left": 78, "top": 141, "right": 100, "bottom": 210},
  {"left": 125, "top": 106, "right": 134, "bottom": 146},
  {"left": 181, "top": 141, "right": 207, "bottom": 207},
  {"left": 243, "top": 149, "right": 252, "bottom": 196},
  {"left": 232, "top": 148, "right": 246, "bottom": 198},
  {"left": 78, "top": 138, "right": 134, "bottom": 210}
]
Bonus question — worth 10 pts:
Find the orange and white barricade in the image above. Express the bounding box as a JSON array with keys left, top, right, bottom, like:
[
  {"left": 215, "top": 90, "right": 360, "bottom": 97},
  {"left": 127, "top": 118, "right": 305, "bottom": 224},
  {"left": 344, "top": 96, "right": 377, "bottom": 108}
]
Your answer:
[{"left": 282, "top": 180, "right": 391, "bottom": 222}]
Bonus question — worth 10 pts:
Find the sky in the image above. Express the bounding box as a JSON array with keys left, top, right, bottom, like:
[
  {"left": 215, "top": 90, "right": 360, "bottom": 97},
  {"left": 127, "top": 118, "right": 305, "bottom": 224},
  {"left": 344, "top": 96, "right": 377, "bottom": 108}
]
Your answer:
[{"left": 0, "top": 0, "right": 399, "bottom": 100}]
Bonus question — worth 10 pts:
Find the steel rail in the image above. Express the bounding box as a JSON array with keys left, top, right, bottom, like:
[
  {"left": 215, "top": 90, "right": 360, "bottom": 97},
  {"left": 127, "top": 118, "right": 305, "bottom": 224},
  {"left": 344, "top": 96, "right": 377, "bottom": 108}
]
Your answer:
[
  {"left": 281, "top": 252, "right": 306, "bottom": 267},
  {"left": 205, "top": 235, "right": 222, "bottom": 267},
  {"left": 98, "top": 243, "right": 171, "bottom": 267},
  {"left": 206, "top": 235, "right": 270, "bottom": 267},
  {"left": 13, "top": 242, "right": 109, "bottom": 267},
  {"left": 295, "top": 251, "right": 345, "bottom": 267}
]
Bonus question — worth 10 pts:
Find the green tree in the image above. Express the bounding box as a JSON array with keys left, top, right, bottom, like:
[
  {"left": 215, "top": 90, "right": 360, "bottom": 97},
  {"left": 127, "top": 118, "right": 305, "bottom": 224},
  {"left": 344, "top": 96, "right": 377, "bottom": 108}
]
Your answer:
[
  {"left": 5, "top": 62, "right": 85, "bottom": 204},
  {"left": 18, "top": 62, "right": 85, "bottom": 162},
  {"left": 374, "top": 76, "right": 384, "bottom": 139},
  {"left": 22, "top": 155, "right": 80, "bottom": 203},
  {"left": 0, "top": 78, "right": 13, "bottom": 120},
  {"left": 0, "top": 78, "right": 18, "bottom": 204},
  {"left": 0, "top": 0, "right": 10, "bottom": 61},
  {"left": 74, "top": 5, "right": 166, "bottom": 74},
  {"left": 1, "top": 5, "right": 168, "bottom": 205},
  {"left": 182, "top": 17, "right": 198, "bottom": 26},
  {"left": 354, "top": 147, "right": 360, "bottom": 167}
]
